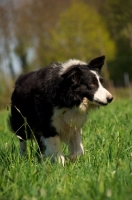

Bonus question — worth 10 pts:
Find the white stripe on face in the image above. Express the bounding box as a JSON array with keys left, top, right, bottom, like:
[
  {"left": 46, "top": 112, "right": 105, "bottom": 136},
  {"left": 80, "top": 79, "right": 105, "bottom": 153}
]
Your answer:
[{"left": 91, "top": 70, "right": 113, "bottom": 105}]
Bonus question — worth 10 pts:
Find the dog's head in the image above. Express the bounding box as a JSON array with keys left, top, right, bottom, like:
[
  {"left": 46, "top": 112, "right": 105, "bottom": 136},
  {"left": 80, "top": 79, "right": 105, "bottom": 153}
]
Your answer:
[{"left": 60, "top": 56, "right": 113, "bottom": 107}]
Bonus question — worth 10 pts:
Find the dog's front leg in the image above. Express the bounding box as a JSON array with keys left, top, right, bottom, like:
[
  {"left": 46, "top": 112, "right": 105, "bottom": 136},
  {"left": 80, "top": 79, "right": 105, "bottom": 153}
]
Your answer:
[
  {"left": 41, "top": 135, "right": 65, "bottom": 166},
  {"left": 69, "top": 129, "right": 84, "bottom": 161}
]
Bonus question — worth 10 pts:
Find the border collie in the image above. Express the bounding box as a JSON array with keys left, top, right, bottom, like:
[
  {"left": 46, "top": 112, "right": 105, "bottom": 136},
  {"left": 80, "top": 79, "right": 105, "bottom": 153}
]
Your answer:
[{"left": 9, "top": 55, "right": 113, "bottom": 165}]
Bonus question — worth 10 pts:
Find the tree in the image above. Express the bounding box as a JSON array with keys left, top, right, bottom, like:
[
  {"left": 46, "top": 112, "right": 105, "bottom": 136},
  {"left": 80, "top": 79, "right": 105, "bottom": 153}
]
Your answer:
[
  {"left": 0, "top": 0, "right": 71, "bottom": 75},
  {"left": 0, "top": 0, "right": 16, "bottom": 78},
  {"left": 13, "top": 0, "right": 71, "bottom": 69},
  {"left": 101, "top": 0, "right": 132, "bottom": 84},
  {"left": 50, "top": 1, "right": 116, "bottom": 79}
]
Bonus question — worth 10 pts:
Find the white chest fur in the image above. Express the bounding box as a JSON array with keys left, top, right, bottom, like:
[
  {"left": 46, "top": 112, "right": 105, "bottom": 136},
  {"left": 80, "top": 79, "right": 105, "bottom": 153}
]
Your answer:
[{"left": 51, "top": 98, "right": 89, "bottom": 143}]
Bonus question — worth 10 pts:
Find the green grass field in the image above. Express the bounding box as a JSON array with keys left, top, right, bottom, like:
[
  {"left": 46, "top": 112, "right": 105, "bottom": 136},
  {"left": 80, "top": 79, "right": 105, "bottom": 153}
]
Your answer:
[{"left": 0, "top": 99, "right": 132, "bottom": 200}]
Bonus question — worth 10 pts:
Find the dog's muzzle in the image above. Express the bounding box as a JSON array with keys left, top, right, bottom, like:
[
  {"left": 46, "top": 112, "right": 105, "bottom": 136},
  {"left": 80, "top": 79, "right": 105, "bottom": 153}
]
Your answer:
[
  {"left": 94, "top": 94, "right": 113, "bottom": 106},
  {"left": 107, "top": 96, "right": 113, "bottom": 103}
]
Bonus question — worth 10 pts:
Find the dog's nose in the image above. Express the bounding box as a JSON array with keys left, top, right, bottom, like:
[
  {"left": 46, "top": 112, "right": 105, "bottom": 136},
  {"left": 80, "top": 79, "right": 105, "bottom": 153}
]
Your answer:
[{"left": 107, "top": 96, "right": 113, "bottom": 103}]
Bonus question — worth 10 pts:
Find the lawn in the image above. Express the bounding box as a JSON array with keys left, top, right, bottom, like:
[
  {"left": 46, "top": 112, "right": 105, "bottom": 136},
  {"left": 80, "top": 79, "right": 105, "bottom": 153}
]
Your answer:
[{"left": 0, "top": 99, "right": 132, "bottom": 200}]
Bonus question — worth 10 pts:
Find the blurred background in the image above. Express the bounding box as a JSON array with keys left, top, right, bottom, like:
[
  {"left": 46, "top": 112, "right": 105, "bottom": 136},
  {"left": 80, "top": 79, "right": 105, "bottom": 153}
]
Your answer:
[{"left": 0, "top": 0, "right": 132, "bottom": 109}]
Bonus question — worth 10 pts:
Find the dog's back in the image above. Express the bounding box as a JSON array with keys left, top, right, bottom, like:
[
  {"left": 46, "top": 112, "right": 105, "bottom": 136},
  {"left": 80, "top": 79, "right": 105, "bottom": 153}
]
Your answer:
[{"left": 9, "top": 64, "right": 61, "bottom": 139}]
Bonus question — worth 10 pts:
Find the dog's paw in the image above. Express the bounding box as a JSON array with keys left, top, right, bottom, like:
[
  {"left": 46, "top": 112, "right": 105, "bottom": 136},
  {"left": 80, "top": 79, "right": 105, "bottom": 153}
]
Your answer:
[
  {"left": 69, "top": 150, "right": 84, "bottom": 162},
  {"left": 69, "top": 154, "right": 77, "bottom": 162},
  {"left": 45, "top": 153, "right": 65, "bottom": 166},
  {"left": 57, "top": 154, "right": 65, "bottom": 166}
]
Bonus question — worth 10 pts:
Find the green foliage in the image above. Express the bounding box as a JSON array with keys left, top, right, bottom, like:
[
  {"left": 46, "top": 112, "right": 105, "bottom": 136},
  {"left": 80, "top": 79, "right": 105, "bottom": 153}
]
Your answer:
[
  {"left": 0, "top": 75, "right": 12, "bottom": 110},
  {"left": 108, "top": 36, "right": 132, "bottom": 85},
  {"left": 1, "top": 0, "right": 132, "bottom": 85},
  {"left": 0, "top": 99, "right": 132, "bottom": 200},
  {"left": 51, "top": 1, "right": 116, "bottom": 63},
  {"left": 105, "top": 0, "right": 132, "bottom": 32},
  {"left": 14, "top": 39, "right": 30, "bottom": 73},
  {"left": 102, "top": 0, "right": 132, "bottom": 84}
]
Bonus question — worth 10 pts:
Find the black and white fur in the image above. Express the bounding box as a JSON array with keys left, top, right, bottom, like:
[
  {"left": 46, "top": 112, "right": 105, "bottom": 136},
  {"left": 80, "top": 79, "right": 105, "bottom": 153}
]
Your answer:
[{"left": 9, "top": 56, "right": 113, "bottom": 165}]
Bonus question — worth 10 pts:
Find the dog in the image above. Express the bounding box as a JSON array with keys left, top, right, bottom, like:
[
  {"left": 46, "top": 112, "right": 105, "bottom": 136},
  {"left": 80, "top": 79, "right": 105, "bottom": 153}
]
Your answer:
[{"left": 9, "top": 55, "right": 113, "bottom": 165}]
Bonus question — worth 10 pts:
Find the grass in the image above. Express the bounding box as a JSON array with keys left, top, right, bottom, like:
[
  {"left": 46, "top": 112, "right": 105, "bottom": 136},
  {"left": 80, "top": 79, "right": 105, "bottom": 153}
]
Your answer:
[{"left": 0, "top": 99, "right": 132, "bottom": 200}]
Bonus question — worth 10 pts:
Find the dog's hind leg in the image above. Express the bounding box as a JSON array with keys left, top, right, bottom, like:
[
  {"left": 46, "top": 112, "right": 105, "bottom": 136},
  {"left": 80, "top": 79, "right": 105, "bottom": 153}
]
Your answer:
[
  {"left": 68, "top": 129, "right": 84, "bottom": 161},
  {"left": 20, "top": 139, "right": 27, "bottom": 156}
]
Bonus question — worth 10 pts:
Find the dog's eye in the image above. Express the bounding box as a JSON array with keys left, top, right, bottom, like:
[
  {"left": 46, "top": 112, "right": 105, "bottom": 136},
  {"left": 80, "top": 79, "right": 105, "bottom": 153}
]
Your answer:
[{"left": 89, "top": 83, "right": 95, "bottom": 87}]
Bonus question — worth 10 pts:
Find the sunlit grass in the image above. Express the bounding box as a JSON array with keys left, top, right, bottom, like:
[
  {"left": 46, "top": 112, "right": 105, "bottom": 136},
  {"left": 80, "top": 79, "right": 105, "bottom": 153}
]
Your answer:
[{"left": 0, "top": 99, "right": 132, "bottom": 200}]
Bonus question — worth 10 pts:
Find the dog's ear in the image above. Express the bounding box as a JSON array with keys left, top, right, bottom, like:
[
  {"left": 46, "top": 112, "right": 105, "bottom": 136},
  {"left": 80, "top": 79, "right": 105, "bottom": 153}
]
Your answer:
[
  {"left": 61, "top": 67, "right": 81, "bottom": 84},
  {"left": 88, "top": 55, "right": 105, "bottom": 71}
]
